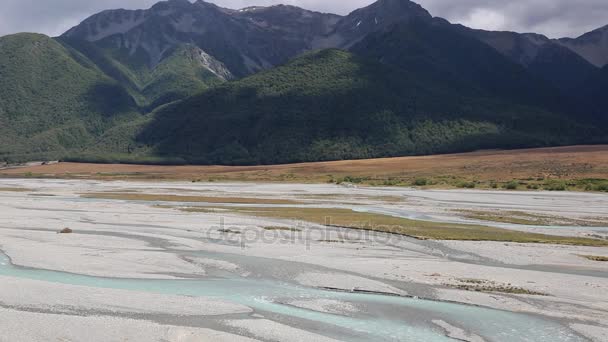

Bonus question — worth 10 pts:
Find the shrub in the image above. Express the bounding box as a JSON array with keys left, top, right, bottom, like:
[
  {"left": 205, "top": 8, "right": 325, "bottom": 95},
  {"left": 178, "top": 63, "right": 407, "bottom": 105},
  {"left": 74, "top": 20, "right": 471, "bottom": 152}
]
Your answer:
[
  {"left": 503, "top": 181, "right": 519, "bottom": 190},
  {"left": 544, "top": 180, "right": 567, "bottom": 191},
  {"left": 584, "top": 181, "right": 608, "bottom": 192},
  {"left": 596, "top": 183, "right": 608, "bottom": 192},
  {"left": 383, "top": 179, "right": 401, "bottom": 186},
  {"left": 413, "top": 178, "right": 428, "bottom": 186},
  {"left": 457, "top": 181, "right": 476, "bottom": 189}
]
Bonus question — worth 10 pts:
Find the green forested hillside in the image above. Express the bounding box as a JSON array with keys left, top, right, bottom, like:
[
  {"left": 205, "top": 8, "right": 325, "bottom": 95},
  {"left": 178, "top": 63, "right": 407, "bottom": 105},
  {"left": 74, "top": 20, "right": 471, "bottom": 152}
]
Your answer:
[
  {"left": 352, "top": 20, "right": 568, "bottom": 113},
  {"left": 59, "top": 39, "right": 228, "bottom": 109},
  {"left": 579, "top": 65, "right": 608, "bottom": 122},
  {"left": 0, "top": 33, "right": 138, "bottom": 162},
  {"left": 1, "top": 13, "right": 606, "bottom": 165},
  {"left": 135, "top": 49, "right": 597, "bottom": 165},
  {"left": 140, "top": 45, "right": 227, "bottom": 109}
]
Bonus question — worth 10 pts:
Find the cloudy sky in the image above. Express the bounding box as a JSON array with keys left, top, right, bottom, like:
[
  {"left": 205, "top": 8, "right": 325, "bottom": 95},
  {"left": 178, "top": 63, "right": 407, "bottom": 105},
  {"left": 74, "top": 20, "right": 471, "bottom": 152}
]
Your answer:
[{"left": 1, "top": 0, "right": 607, "bottom": 39}]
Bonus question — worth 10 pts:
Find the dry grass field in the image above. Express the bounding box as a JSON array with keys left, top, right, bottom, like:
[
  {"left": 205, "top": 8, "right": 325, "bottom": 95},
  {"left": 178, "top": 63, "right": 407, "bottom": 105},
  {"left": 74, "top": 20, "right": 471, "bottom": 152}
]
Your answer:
[
  {"left": 180, "top": 206, "right": 608, "bottom": 246},
  {"left": 2, "top": 145, "right": 608, "bottom": 190}
]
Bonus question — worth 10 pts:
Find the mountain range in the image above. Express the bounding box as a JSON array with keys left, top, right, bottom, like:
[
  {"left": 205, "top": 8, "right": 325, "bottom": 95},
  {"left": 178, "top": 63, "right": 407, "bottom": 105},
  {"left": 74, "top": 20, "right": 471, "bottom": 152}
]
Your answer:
[{"left": 1, "top": 0, "right": 607, "bottom": 164}]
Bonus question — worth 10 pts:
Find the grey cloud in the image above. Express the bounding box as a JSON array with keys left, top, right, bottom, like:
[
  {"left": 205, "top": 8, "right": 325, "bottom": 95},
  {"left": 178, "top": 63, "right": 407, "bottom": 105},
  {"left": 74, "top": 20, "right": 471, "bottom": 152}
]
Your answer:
[
  {"left": 420, "top": 0, "right": 608, "bottom": 37},
  {"left": 0, "top": 0, "right": 607, "bottom": 39}
]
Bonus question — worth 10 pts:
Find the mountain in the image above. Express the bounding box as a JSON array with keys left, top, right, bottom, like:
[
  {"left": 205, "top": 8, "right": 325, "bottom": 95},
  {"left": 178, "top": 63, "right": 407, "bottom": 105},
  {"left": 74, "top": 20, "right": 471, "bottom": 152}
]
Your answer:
[
  {"left": 0, "top": 33, "right": 138, "bottom": 163},
  {"left": 62, "top": 36, "right": 232, "bottom": 109},
  {"left": 577, "top": 65, "right": 608, "bottom": 121},
  {"left": 314, "top": 0, "right": 432, "bottom": 48},
  {"left": 60, "top": 0, "right": 608, "bottom": 108},
  {"left": 133, "top": 49, "right": 594, "bottom": 165},
  {"left": 463, "top": 29, "right": 599, "bottom": 93},
  {"left": 352, "top": 20, "right": 562, "bottom": 110},
  {"left": 1, "top": 0, "right": 607, "bottom": 164},
  {"left": 63, "top": 0, "right": 339, "bottom": 77},
  {"left": 557, "top": 25, "right": 608, "bottom": 67}
]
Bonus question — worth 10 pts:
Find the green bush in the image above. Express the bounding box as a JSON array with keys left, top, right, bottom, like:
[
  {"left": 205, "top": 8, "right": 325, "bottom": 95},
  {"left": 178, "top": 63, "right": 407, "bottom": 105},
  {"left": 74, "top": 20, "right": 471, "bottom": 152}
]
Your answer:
[
  {"left": 596, "top": 183, "right": 608, "bottom": 192},
  {"left": 413, "top": 178, "right": 428, "bottom": 186},
  {"left": 457, "top": 181, "right": 476, "bottom": 189},
  {"left": 543, "top": 180, "right": 567, "bottom": 191},
  {"left": 383, "top": 179, "right": 401, "bottom": 186},
  {"left": 504, "top": 181, "right": 519, "bottom": 190}
]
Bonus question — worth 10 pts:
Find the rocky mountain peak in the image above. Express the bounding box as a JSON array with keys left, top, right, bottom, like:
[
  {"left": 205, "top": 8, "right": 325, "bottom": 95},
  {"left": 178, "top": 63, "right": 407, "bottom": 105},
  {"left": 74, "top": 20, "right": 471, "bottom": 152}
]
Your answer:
[
  {"left": 370, "top": 0, "right": 431, "bottom": 15},
  {"left": 556, "top": 24, "right": 608, "bottom": 67},
  {"left": 318, "top": 0, "right": 432, "bottom": 49},
  {"left": 153, "top": 0, "right": 193, "bottom": 8},
  {"left": 148, "top": 0, "right": 199, "bottom": 14},
  {"left": 354, "top": 0, "right": 432, "bottom": 23}
]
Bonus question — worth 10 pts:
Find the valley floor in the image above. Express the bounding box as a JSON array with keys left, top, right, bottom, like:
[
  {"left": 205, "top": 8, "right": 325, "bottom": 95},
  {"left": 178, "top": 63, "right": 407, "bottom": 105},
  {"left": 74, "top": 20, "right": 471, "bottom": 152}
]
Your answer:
[
  {"left": 2, "top": 145, "right": 608, "bottom": 191},
  {"left": 0, "top": 179, "right": 607, "bottom": 341}
]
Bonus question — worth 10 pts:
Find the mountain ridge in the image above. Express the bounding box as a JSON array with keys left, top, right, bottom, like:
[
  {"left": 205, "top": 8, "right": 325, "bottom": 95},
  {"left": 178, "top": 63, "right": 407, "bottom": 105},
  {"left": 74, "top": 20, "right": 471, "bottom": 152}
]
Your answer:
[
  {"left": 0, "top": 0, "right": 607, "bottom": 164},
  {"left": 62, "top": 0, "right": 608, "bottom": 70}
]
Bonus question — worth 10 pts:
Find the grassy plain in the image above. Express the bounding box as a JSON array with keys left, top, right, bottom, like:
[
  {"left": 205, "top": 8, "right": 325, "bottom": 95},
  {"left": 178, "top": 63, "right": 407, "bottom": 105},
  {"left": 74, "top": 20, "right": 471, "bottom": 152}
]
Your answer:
[
  {"left": 182, "top": 206, "right": 608, "bottom": 246},
  {"left": 81, "top": 192, "right": 300, "bottom": 205},
  {"left": 2, "top": 146, "right": 608, "bottom": 192}
]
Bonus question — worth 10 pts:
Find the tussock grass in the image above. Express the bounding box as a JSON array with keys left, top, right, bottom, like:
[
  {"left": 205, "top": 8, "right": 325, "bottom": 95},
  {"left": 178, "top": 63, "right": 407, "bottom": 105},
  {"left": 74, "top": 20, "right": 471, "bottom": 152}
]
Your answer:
[
  {"left": 449, "top": 279, "right": 548, "bottom": 296},
  {"left": 0, "top": 187, "right": 30, "bottom": 192},
  {"left": 6, "top": 146, "right": 608, "bottom": 192},
  {"left": 184, "top": 206, "right": 608, "bottom": 246},
  {"left": 81, "top": 192, "right": 300, "bottom": 205},
  {"left": 456, "top": 210, "right": 608, "bottom": 227}
]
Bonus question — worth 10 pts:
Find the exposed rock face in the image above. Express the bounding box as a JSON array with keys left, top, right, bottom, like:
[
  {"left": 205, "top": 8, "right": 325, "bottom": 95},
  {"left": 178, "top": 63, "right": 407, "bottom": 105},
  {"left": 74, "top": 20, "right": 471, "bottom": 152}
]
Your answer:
[
  {"left": 318, "top": 0, "right": 433, "bottom": 49},
  {"left": 63, "top": 0, "right": 341, "bottom": 76},
  {"left": 557, "top": 25, "right": 608, "bottom": 67},
  {"left": 63, "top": 0, "right": 608, "bottom": 78},
  {"left": 467, "top": 30, "right": 553, "bottom": 66},
  {"left": 62, "top": 0, "right": 441, "bottom": 76}
]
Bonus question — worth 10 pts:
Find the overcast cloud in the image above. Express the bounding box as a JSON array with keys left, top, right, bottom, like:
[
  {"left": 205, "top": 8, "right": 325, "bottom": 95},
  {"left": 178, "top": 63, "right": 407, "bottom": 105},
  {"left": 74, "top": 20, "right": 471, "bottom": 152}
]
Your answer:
[{"left": 1, "top": 0, "right": 607, "bottom": 39}]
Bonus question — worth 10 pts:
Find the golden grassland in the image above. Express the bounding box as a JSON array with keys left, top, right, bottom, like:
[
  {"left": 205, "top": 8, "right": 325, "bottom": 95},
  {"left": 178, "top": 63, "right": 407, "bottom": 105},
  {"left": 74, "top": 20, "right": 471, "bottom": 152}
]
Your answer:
[
  {"left": 81, "top": 192, "right": 301, "bottom": 205},
  {"left": 456, "top": 210, "right": 608, "bottom": 227},
  {"left": 2, "top": 145, "right": 608, "bottom": 191},
  {"left": 0, "top": 187, "right": 30, "bottom": 192},
  {"left": 181, "top": 206, "right": 608, "bottom": 246}
]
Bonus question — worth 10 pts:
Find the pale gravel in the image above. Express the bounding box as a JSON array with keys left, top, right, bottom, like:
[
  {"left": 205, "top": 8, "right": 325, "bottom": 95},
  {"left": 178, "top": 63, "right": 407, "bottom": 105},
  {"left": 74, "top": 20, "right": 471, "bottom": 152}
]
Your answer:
[
  {"left": 0, "top": 178, "right": 607, "bottom": 338},
  {"left": 0, "top": 308, "right": 260, "bottom": 342},
  {"left": 569, "top": 323, "right": 608, "bottom": 342},
  {"left": 0, "top": 229, "right": 204, "bottom": 279},
  {"left": 432, "top": 320, "right": 486, "bottom": 342},
  {"left": 295, "top": 272, "right": 407, "bottom": 295},
  {"left": 441, "top": 240, "right": 608, "bottom": 268},
  {"left": 0, "top": 275, "right": 251, "bottom": 316},
  {"left": 285, "top": 298, "right": 360, "bottom": 315},
  {"left": 223, "top": 319, "right": 343, "bottom": 342}
]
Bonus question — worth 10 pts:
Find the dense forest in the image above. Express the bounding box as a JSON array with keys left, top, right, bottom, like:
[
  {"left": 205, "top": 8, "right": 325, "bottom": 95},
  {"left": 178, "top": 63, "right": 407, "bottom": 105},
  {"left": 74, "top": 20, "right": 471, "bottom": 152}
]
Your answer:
[
  {"left": 135, "top": 49, "right": 599, "bottom": 165},
  {"left": 1, "top": 0, "right": 607, "bottom": 165}
]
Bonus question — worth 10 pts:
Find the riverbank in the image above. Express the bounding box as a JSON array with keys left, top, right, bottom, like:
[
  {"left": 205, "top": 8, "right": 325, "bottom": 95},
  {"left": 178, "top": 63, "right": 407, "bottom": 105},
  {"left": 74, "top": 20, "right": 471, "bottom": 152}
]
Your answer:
[{"left": 0, "top": 179, "right": 606, "bottom": 341}]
